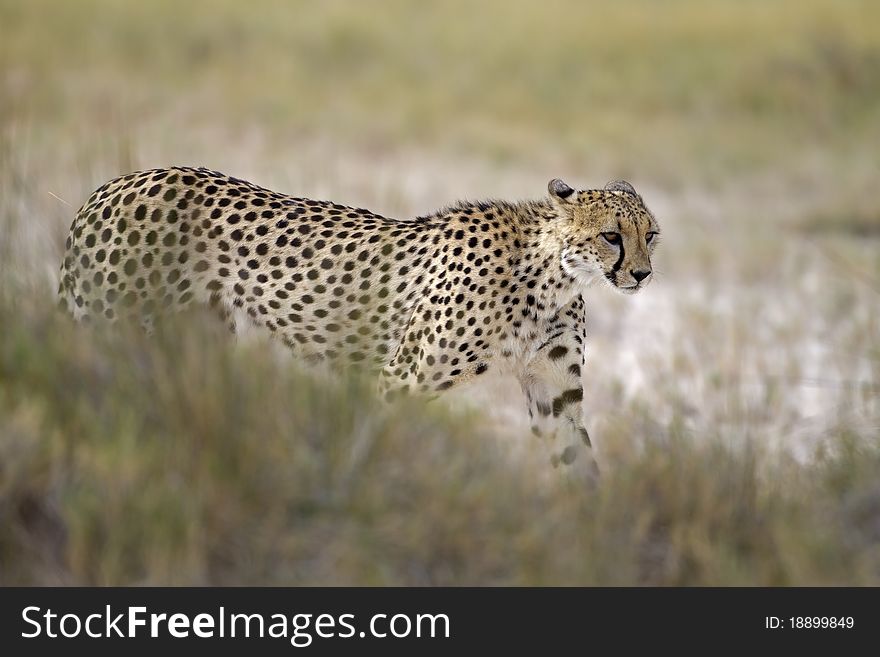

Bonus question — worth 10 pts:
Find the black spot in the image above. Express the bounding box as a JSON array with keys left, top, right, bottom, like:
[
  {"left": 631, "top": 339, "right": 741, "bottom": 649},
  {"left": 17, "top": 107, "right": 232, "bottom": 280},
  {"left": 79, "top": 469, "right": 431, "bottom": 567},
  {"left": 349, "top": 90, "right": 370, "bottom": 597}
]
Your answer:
[
  {"left": 551, "top": 388, "right": 584, "bottom": 417},
  {"left": 579, "top": 427, "right": 592, "bottom": 447}
]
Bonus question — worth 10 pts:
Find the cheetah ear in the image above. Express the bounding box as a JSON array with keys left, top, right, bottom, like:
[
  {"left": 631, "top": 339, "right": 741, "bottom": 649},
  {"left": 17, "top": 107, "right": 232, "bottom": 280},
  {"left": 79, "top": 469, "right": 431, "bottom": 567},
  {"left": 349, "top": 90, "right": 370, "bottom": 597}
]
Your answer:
[
  {"left": 604, "top": 180, "right": 638, "bottom": 196},
  {"left": 548, "top": 178, "right": 575, "bottom": 202}
]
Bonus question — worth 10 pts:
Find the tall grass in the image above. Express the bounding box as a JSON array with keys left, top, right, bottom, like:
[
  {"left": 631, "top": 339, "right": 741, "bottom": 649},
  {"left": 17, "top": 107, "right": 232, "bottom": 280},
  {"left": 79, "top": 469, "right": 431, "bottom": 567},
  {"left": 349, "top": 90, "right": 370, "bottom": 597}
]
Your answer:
[{"left": 0, "top": 297, "right": 878, "bottom": 585}]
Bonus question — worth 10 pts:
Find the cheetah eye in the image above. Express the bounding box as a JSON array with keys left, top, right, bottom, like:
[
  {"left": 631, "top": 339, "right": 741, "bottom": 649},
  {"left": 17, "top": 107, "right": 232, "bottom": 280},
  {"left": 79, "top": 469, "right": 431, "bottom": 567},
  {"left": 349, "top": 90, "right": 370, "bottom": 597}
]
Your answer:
[
  {"left": 601, "top": 232, "right": 621, "bottom": 245},
  {"left": 645, "top": 231, "right": 658, "bottom": 244}
]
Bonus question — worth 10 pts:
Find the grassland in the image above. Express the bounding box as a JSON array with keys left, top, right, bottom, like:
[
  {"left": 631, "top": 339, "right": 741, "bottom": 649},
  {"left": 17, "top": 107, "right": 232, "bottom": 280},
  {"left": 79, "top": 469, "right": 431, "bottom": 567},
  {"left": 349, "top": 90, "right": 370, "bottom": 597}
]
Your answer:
[
  {"left": 0, "top": 0, "right": 878, "bottom": 585},
  {"left": 2, "top": 299, "right": 879, "bottom": 585}
]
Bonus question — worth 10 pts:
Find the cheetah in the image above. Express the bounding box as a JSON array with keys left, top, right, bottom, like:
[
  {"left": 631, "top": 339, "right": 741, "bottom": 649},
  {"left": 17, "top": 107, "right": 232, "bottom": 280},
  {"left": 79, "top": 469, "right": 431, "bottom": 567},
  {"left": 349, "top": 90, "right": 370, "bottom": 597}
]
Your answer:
[{"left": 59, "top": 167, "right": 660, "bottom": 473}]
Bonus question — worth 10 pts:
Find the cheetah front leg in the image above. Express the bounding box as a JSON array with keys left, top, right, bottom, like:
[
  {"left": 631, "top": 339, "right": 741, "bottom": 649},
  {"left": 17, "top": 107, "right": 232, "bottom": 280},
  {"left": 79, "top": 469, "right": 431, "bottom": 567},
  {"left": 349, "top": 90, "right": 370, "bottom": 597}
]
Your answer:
[{"left": 519, "top": 326, "right": 599, "bottom": 481}]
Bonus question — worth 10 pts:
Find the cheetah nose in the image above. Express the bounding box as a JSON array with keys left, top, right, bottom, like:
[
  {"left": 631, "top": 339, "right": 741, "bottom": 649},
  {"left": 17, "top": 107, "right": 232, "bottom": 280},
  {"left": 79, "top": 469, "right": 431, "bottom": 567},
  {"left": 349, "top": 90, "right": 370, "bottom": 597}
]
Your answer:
[{"left": 631, "top": 269, "right": 651, "bottom": 283}]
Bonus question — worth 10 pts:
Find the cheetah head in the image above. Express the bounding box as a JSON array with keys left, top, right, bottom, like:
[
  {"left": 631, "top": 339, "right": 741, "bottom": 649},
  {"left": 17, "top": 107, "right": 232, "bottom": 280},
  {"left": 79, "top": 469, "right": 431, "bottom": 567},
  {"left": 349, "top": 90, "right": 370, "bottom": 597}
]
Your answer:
[{"left": 548, "top": 178, "right": 660, "bottom": 295}]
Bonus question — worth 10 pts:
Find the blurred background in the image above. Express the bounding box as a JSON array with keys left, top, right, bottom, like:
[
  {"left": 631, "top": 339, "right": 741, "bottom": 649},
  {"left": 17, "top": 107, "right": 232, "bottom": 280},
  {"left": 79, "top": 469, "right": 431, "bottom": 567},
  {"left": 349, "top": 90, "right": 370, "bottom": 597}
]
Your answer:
[{"left": 0, "top": 0, "right": 878, "bottom": 585}]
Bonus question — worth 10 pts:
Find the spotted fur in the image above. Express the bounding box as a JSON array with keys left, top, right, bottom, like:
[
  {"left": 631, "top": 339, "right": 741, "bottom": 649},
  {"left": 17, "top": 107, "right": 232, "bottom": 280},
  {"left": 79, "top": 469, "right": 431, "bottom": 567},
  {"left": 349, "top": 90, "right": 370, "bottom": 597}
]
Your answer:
[{"left": 59, "top": 167, "right": 660, "bottom": 472}]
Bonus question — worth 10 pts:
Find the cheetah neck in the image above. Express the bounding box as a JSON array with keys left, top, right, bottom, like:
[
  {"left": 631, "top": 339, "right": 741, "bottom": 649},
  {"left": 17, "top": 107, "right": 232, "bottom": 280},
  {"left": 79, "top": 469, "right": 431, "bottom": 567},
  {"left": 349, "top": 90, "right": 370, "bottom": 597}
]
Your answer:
[{"left": 501, "top": 199, "right": 584, "bottom": 318}]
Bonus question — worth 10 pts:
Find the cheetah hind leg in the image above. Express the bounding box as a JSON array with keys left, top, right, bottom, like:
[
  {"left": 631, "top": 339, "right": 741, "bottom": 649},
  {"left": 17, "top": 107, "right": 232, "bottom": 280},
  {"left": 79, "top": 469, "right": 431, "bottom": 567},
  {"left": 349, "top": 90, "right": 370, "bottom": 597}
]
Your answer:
[
  {"left": 208, "top": 292, "right": 238, "bottom": 335},
  {"left": 142, "top": 291, "right": 237, "bottom": 341}
]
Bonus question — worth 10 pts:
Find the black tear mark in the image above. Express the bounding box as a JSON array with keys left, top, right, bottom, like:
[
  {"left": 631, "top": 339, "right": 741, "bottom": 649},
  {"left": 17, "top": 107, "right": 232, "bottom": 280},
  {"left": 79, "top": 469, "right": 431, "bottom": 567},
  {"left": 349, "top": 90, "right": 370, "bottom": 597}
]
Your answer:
[{"left": 609, "top": 239, "right": 625, "bottom": 284}]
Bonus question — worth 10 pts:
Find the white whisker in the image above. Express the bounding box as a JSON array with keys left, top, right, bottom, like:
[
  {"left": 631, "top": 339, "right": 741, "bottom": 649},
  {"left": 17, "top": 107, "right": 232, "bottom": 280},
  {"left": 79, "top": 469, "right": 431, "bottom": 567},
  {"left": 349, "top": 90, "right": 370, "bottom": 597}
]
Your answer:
[{"left": 48, "top": 191, "right": 74, "bottom": 208}]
